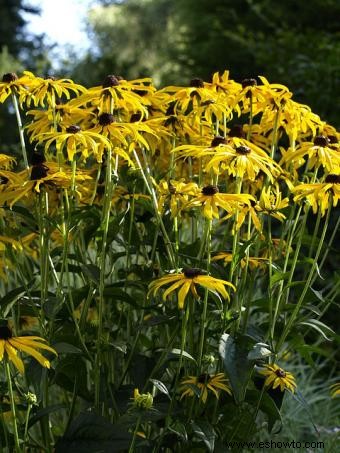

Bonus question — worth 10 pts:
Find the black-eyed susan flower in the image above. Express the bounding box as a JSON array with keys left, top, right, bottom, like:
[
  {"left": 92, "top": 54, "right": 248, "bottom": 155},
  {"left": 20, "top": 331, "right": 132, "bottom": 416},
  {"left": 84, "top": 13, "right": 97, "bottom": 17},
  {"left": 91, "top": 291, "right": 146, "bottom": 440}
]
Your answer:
[
  {"left": 148, "top": 267, "right": 235, "bottom": 309},
  {"left": 0, "top": 325, "right": 57, "bottom": 374},
  {"left": 36, "top": 124, "right": 111, "bottom": 162},
  {"left": 258, "top": 364, "right": 296, "bottom": 393},
  {"left": 26, "top": 103, "right": 95, "bottom": 141},
  {"left": 330, "top": 383, "right": 340, "bottom": 398},
  {"left": 132, "top": 388, "right": 153, "bottom": 409},
  {"left": 281, "top": 135, "right": 340, "bottom": 172},
  {"left": 0, "top": 71, "right": 36, "bottom": 104},
  {"left": 180, "top": 373, "right": 232, "bottom": 403},
  {"left": 23, "top": 73, "right": 86, "bottom": 108},
  {"left": 205, "top": 139, "right": 281, "bottom": 182},
  {"left": 184, "top": 185, "right": 254, "bottom": 220},
  {"left": 156, "top": 179, "right": 199, "bottom": 217},
  {"left": 212, "top": 252, "right": 268, "bottom": 269},
  {"left": 0, "top": 160, "right": 92, "bottom": 207},
  {"left": 0, "top": 154, "right": 16, "bottom": 170},
  {"left": 293, "top": 173, "right": 340, "bottom": 216},
  {"left": 70, "top": 74, "right": 153, "bottom": 116}
]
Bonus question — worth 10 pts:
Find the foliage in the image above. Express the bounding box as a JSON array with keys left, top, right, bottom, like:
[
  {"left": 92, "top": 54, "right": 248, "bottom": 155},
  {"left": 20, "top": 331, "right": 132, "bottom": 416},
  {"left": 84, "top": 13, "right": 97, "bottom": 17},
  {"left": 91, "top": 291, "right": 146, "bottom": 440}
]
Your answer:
[
  {"left": 73, "top": 0, "right": 340, "bottom": 126},
  {"left": 0, "top": 69, "right": 339, "bottom": 451}
]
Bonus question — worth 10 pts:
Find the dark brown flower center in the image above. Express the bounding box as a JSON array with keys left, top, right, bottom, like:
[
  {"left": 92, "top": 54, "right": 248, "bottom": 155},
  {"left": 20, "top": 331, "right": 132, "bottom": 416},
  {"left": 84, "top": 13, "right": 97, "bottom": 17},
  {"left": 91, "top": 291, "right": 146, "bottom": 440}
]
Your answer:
[
  {"left": 241, "top": 78, "right": 257, "bottom": 89},
  {"left": 31, "top": 152, "right": 46, "bottom": 165},
  {"left": 275, "top": 368, "right": 286, "bottom": 378},
  {"left": 130, "top": 112, "right": 142, "bottom": 122},
  {"left": 31, "top": 165, "right": 48, "bottom": 180},
  {"left": 66, "top": 125, "right": 81, "bottom": 134},
  {"left": 0, "top": 176, "right": 9, "bottom": 185},
  {"left": 202, "top": 185, "right": 219, "bottom": 195},
  {"left": 102, "top": 75, "right": 120, "bottom": 88},
  {"left": 197, "top": 373, "right": 210, "bottom": 384},
  {"left": 99, "top": 113, "right": 115, "bottom": 126},
  {"left": 325, "top": 174, "right": 340, "bottom": 184},
  {"left": 168, "top": 183, "right": 177, "bottom": 194},
  {"left": 165, "top": 102, "right": 176, "bottom": 116},
  {"left": 2, "top": 72, "right": 18, "bottom": 83},
  {"left": 228, "top": 125, "right": 245, "bottom": 138},
  {"left": 327, "top": 135, "right": 338, "bottom": 144},
  {"left": 236, "top": 145, "right": 251, "bottom": 155},
  {"left": 190, "top": 78, "right": 204, "bottom": 88},
  {"left": 183, "top": 268, "right": 208, "bottom": 278},
  {"left": 0, "top": 326, "right": 12, "bottom": 339},
  {"left": 313, "top": 135, "right": 329, "bottom": 147},
  {"left": 211, "top": 136, "right": 227, "bottom": 147}
]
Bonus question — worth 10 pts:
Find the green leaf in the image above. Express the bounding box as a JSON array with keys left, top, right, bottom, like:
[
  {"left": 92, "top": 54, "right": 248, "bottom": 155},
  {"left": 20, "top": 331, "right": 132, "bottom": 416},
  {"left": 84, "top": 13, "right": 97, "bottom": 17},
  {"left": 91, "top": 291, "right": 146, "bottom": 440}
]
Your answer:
[
  {"left": 168, "top": 348, "right": 197, "bottom": 363},
  {"left": 80, "top": 264, "right": 100, "bottom": 284},
  {"left": 219, "top": 334, "right": 255, "bottom": 403},
  {"left": 150, "top": 379, "right": 170, "bottom": 399},
  {"left": 247, "top": 342, "right": 272, "bottom": 361},
  {"left": 53, "top": 343, "right": 83, "bottom": 354},
  {"left": 55, "top": 412, "right": 132, "bottom": 453},
  {"left": 247, "top": 390, "right": 282, "bottom": 433},
  {"left": 191, "top": 420, "right": 216, "bottom": 452},
  {"left": 28, "top": 404, "right": 66, "bottom": 429},
  {"left": 298, "top": 319, "right": 335, "bottom": 341}
]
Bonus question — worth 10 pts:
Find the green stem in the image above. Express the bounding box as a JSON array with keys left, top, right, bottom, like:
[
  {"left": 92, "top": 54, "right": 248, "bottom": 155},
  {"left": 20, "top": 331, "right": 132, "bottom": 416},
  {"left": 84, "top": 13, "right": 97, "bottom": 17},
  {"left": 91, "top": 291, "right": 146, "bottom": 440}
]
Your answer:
[
  {"left": 133, "top": 149, "right": 176, "bottom": 267},
  {"left": 128, "top": 415, "right": 142, "bottom": 453},
  {"left": 197, "top": 219, "right": 212, "bottom": 370},
  {"left": 5, "top": 361, "right": 21, "bottom": 452},
  {"left": 11, "top": 92, "right": 29, "bottom": 170},
  {"left": 276, "top": 200, "right": 332, "bottom": 352}
]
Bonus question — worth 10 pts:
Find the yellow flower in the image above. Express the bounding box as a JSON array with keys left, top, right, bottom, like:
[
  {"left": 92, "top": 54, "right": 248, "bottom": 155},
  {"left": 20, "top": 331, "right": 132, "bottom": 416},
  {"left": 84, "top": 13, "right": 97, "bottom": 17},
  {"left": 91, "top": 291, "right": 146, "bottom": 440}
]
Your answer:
[
  {"left": 258, "top": 364, "right": 297, "bottom": 393},
  {"left": 132, "top": 388, "right": 153, "bottom": 409},
  {"left": 212, "top": 252, "right": 268, "bottom": 269},
  {"left": 0, "top": 154, "right": 16, "bottom": 170},
  {"left": 37, "top": 125, "right": 111, "bottom": 162},
  {"left": 0, "top": 325, "right": 57, "bottom": 374},
  {"left": 256, "top": 186, "right": 289, "bottom": 222},
  {"left": 205, "top": 138, "right": 281, "bottom": 182},
  {"left": 70, "top": 74, "right": 153, "bottom": 116},
  {"left": 26, "top": 103, "right": 94, "bottom": 141},
  {"left": 23, "top": 73, "right": 86, "bottom": 108},
  {"left": 281, "top": 135, "right": 340, "bottom": 171},
  {"left": 0, "top": 159, "right": 92, "bottom": 207},
  {"left": 293, "top": 174, "right": 340, "bottom": 216},
  {"left": 148, "top": 268, "right": 235, "bottom": 309},
  {"left": 156, "top": 179, "right": 199, "bottom": 217},
  {"left": 0, "top": 71, "right": 36, "bottom": 104},
  {"left": 180, "top": 373, "right": 232, "bottom": 403},
  {"left": 184, "top": 185, "right": 254, "bottom": 220},
  {"left": 330, "top": 383, "right": 340, "bottom": 398},
  {"left": 90, "top": 112, "right": 158, "bottom": 152}
]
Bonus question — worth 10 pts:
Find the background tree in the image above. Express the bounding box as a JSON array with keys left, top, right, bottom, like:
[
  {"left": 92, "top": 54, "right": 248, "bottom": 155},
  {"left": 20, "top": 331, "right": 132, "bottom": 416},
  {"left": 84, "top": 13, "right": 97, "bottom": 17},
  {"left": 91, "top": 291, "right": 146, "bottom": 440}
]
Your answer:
[
  {"left": 0, "top": 0, "right": 51, "bottom": 152},
  {"left": 71, "top": 0, "right": 340, "bottom": 126}
]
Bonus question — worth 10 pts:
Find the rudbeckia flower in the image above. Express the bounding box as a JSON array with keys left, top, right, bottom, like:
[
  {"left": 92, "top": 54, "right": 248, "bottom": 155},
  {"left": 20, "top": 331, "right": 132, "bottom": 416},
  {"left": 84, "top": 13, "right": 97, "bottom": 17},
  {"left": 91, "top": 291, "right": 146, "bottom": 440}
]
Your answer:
[
  {"left": 148, "top": 267, "right": 235, "bottom": 309},
  {"left": 180, "top": 373, "right": 232, "bottom": 403},
  {"left": 281, "top": 135, "right": 340, "bottom": 171},
  {"left": 0, "top": 325, "right": 57, "bottom": 374},
  {"left": 36, "top": 124, "right": 112, "bottom": 162},
  {"left": 330, "top": 383, "right": 340, "bottom": 398},
  {"left": 0, "top": 71, "right": 36, "bottom": 104},
  {"left": 70, "top": 74, "right": 153, "bottom": 116},
  {"left": 293, "top": 173, "right": 340, "bottom": 216},
  {"left": 0, "top": 154, "right": 16, "bottom": 170},
  {"left": 184, "top": 185, "right": 254, "bottom": 220},
  {"left": 205, "top": 139, "right": 281, "bottom": 182},
  {"left": 23, "top": 73, "right": 86, "bottom": 108},
  {"left": 212, "top": 252, "right": 268, "bottom": 269},
  {"left": 156, "top": 179, "right": 199, "bottom": 217},
  {"left": 258, "top": 364, "right": 296, "bottom": 393}
]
